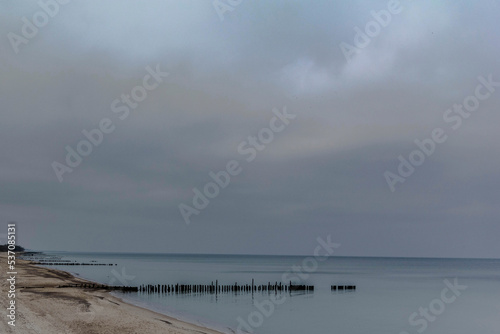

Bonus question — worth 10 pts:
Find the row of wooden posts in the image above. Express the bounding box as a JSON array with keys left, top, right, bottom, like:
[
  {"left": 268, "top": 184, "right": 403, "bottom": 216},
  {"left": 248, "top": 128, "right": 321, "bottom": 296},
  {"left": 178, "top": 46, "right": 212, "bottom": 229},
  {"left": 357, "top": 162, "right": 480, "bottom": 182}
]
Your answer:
[
  {"left": 331, "top": 285, "right": 356, "bottom": 291},
  {"left": 33, "top": 262, "right": 117, "bottom": 266},
  {"left": 57, "top": 283, "right": 138, "bottom": 291},
  {"left": 139, "top": 280, "right": 314, "bottom": 294},
  {"left": 55, "top": 282, "right": 355, "bottom": 293}
]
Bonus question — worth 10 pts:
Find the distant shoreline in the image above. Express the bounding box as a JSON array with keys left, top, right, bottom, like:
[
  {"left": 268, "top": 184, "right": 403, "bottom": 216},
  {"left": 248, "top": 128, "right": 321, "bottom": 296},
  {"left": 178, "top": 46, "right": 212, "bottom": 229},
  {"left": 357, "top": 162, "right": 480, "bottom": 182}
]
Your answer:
[
  {"left": 0, "top": 253, "right": 224, "bottom": 334},
  {"left": 23, "top": 250, "right": 500, "bottom": 261}
]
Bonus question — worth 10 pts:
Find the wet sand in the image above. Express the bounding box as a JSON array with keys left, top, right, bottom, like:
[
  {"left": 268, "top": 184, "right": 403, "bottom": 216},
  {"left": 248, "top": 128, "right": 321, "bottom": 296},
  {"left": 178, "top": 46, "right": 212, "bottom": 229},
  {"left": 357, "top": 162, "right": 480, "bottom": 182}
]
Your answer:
[{"left": 0, "top": 253, "right": 225, "bottom": 334}]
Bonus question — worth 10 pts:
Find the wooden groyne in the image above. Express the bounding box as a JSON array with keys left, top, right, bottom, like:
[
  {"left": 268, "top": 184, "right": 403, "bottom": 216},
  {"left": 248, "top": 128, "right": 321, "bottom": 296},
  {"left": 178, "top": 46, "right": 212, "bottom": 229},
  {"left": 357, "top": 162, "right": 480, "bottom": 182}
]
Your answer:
[
  {"left": 139, "top": 280, "right": 314, "bottom": 295},
  {"left": 57, "top": 283, "right": 137, "bottom": 292},
  {"left": 32, "top": 262, "right": 117, "bottom": 266},
  {"left": 49, "top": 281, "right": 357, "bottom": 294},
  {"left": 331, "top": 285, "right": 356, "bottom": 291}
]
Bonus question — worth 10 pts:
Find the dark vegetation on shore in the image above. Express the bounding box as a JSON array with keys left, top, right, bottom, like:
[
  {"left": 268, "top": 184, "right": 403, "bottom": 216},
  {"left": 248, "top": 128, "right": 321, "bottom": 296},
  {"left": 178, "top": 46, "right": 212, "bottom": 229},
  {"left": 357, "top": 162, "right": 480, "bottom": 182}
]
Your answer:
[{"left": 0, "top": 244, "right": 25, "bottom": 252}]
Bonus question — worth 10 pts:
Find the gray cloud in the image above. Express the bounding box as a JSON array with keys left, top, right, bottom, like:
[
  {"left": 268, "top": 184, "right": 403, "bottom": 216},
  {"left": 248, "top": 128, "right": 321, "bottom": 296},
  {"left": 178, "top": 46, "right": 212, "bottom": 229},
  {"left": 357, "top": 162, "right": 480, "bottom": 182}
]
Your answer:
[{"left": 1, "top": 0, "right": 499, "bottom": 258}]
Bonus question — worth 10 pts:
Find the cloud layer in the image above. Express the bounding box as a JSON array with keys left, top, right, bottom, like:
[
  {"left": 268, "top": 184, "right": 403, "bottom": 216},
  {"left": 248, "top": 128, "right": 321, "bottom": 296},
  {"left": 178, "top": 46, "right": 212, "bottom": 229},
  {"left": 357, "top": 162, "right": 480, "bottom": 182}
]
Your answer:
[{"left": 1, "top": 0, "right": 499, "bottom": 258}]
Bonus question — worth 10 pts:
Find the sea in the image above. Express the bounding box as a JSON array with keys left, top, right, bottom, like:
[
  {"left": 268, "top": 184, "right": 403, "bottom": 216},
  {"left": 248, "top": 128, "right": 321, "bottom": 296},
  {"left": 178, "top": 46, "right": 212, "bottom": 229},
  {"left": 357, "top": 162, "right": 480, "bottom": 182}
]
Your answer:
[{"left": 23, "top": 252, "right": 500, "bottom": 334}]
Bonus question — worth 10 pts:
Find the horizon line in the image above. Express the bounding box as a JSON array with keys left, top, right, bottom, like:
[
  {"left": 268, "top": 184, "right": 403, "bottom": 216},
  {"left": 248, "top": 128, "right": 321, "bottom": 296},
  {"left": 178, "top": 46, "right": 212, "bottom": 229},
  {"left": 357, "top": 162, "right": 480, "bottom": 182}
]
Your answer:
[{"left": 26, "top": 249, "right": 500, "bottom": 261}]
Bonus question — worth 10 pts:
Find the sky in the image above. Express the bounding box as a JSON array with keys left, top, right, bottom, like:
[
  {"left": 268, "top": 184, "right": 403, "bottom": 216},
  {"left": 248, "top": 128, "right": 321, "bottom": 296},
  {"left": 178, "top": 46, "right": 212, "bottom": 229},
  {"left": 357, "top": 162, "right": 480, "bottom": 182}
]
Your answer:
[{"left": 0, "top": 0, "right": 499, "bottom": 258}]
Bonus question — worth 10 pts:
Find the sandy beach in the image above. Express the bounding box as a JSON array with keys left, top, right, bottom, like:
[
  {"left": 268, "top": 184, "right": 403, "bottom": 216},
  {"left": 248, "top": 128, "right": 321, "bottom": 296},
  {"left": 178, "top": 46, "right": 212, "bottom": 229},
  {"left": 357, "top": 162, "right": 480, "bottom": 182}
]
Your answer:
[{"left": 0, "top": 253, "right": 224, "bottom": 334}]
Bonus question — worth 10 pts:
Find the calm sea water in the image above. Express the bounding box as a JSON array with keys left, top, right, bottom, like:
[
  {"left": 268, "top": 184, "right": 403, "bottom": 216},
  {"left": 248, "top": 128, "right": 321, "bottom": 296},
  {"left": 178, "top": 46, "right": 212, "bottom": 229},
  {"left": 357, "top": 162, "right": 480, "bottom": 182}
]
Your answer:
[{"left": 27, "top": 252, "right": 500, "bottom": 334}]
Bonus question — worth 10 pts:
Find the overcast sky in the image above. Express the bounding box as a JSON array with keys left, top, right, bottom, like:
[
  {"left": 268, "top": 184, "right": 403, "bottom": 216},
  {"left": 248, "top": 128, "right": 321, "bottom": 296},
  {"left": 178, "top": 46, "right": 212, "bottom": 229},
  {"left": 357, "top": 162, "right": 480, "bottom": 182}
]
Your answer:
[{"left": 1, "top": 0, "right": 499, "bottom": 258}]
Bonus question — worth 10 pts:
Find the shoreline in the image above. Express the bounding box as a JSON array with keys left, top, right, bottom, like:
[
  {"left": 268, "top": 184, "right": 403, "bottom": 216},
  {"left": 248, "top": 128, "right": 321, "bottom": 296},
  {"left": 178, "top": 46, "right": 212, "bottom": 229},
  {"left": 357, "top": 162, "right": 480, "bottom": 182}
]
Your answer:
[
  {"left": 43, "top": 265, "right": 232, "bottom": 333},
  {"left": 0, "top": 253, "right": 226, "bottom": 334}
]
